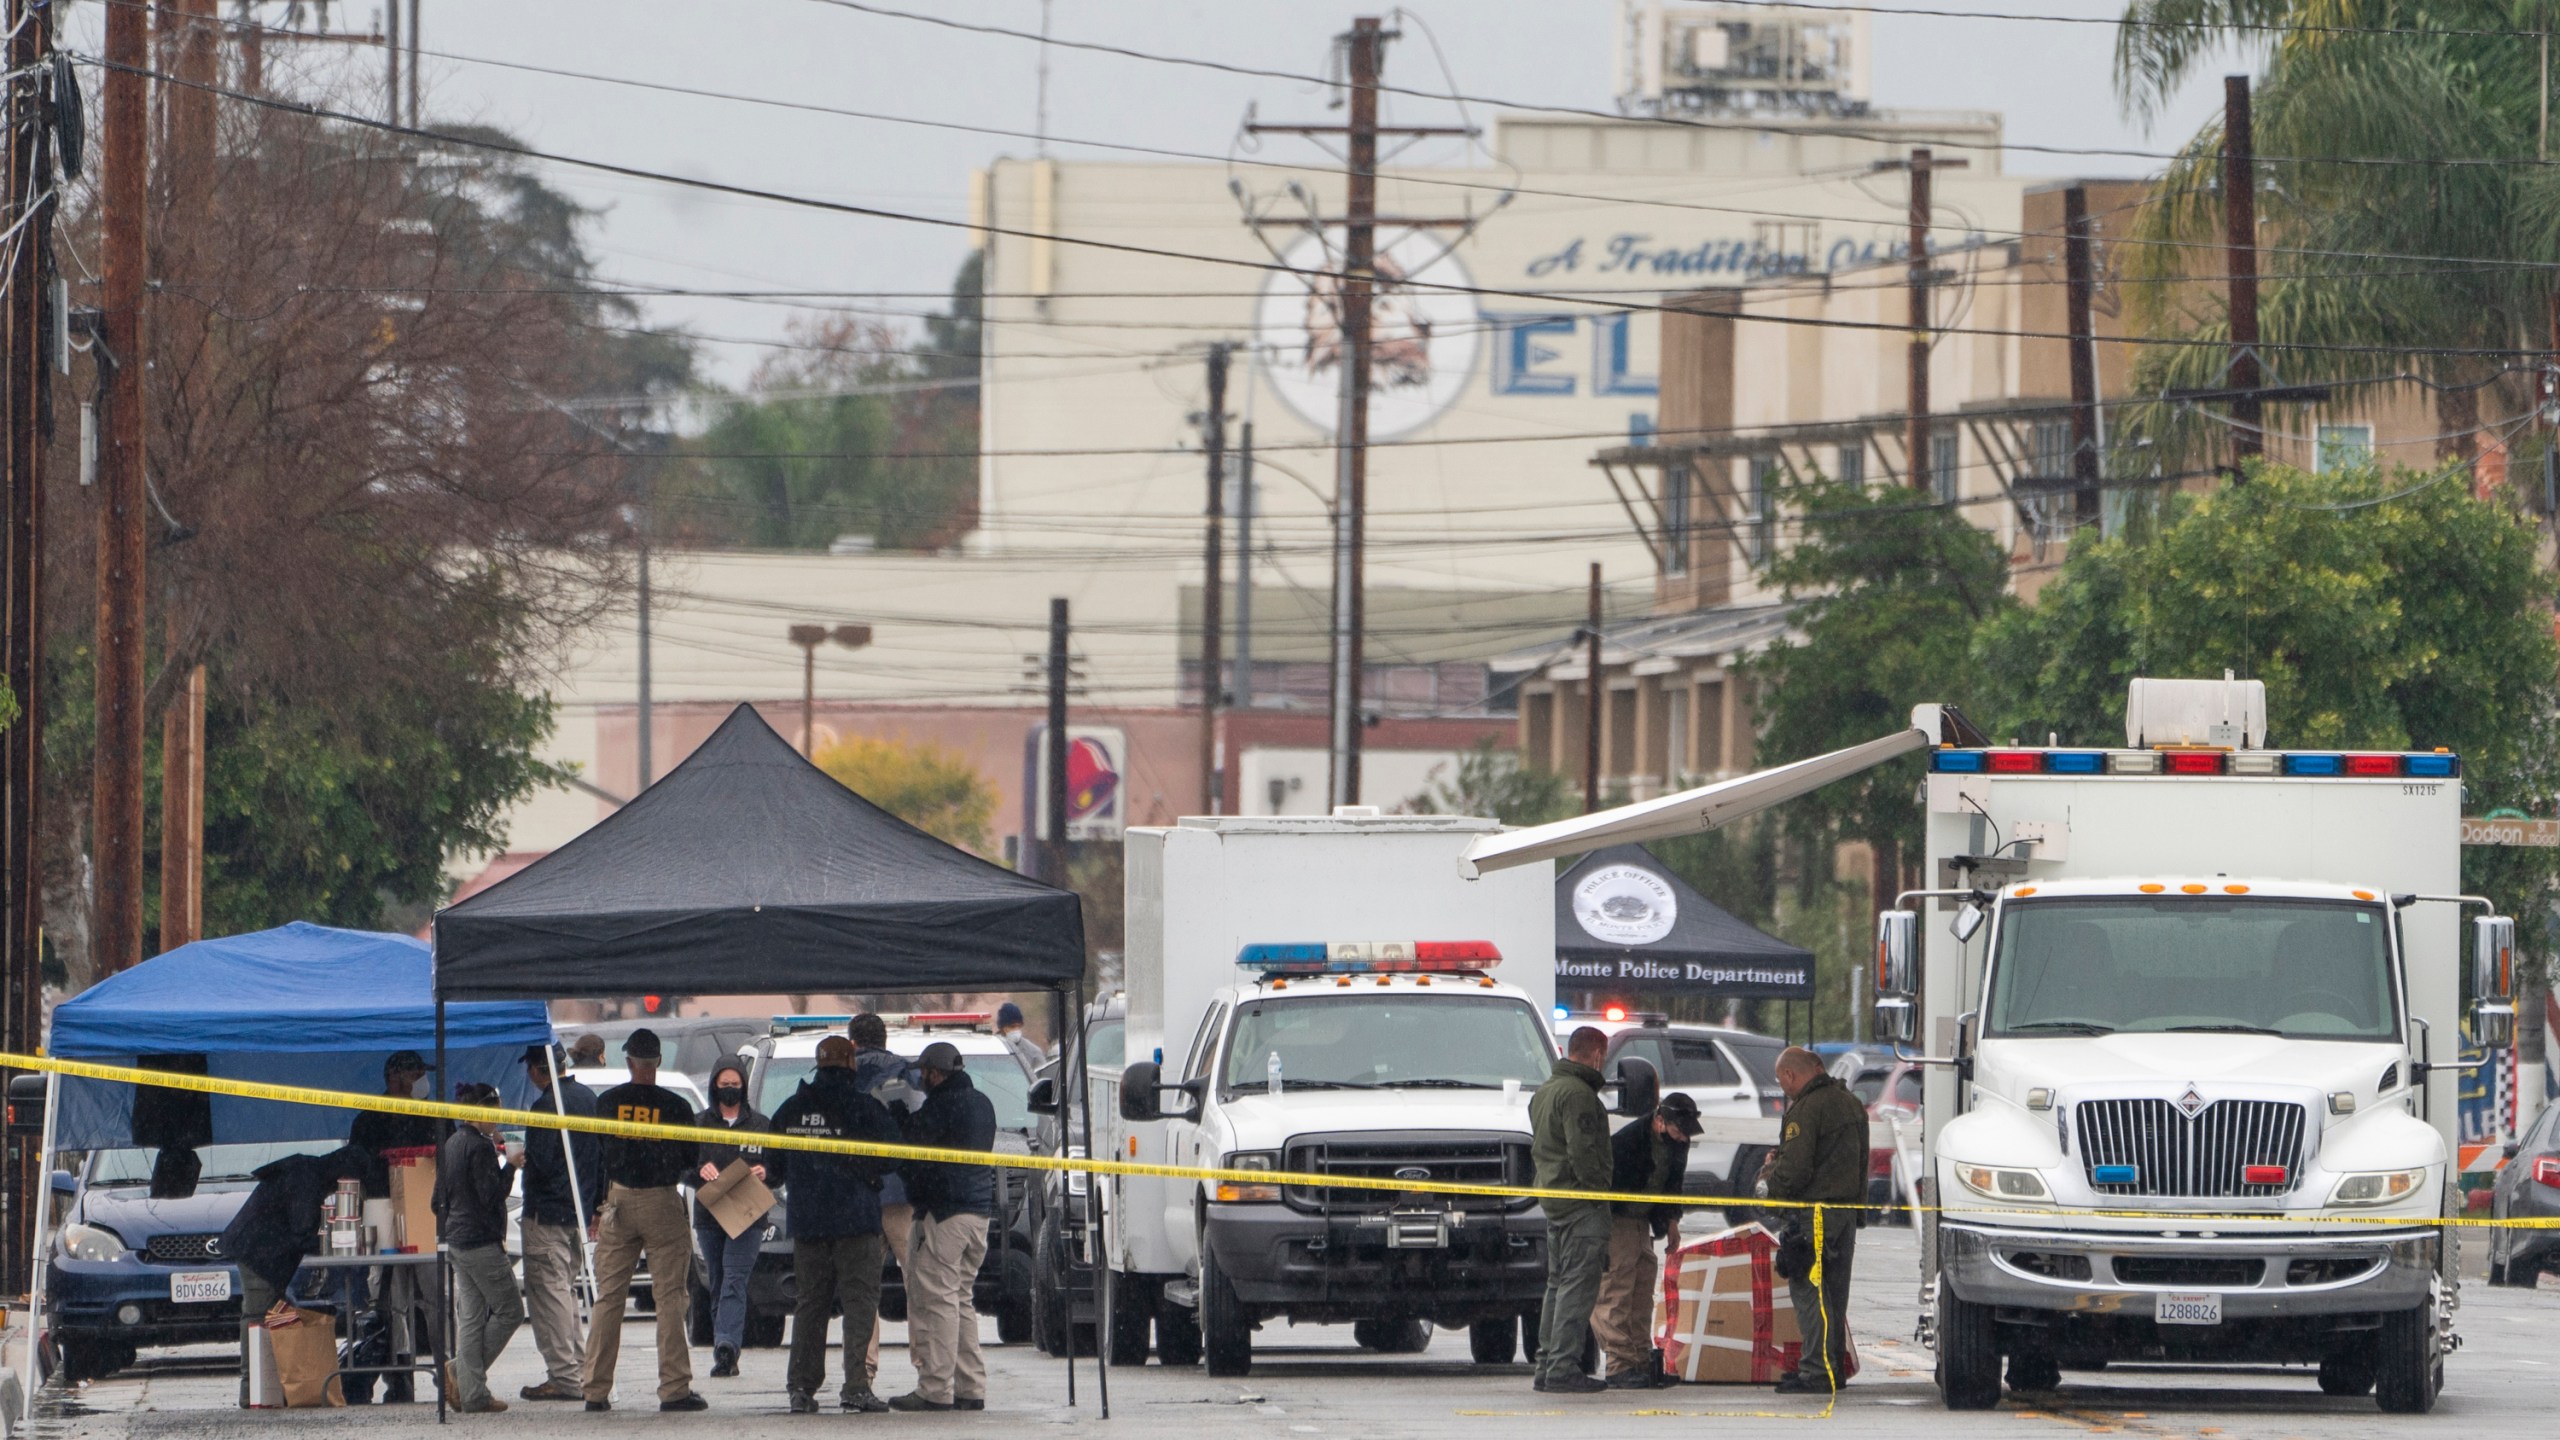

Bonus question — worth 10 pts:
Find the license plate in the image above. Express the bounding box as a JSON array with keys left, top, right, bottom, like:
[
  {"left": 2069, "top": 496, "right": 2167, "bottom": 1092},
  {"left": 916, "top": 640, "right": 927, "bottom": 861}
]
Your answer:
[
  {"left": 2156, "top": 1291, "right": 2221, "bottom": 1325},
  {"left": 170, "top": 1270, "right": 232, "bottom": 1305}
]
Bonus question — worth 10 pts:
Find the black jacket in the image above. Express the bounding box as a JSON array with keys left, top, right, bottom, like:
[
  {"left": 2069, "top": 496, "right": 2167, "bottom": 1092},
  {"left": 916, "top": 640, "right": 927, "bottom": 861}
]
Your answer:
[
  {"left": 433, "top": 1125, "right": 514, "bottom": 1251},
  {"left": 346, "top": 1106, "right": 438, "bottom": 1200},
  {"left": 902, "top": 1070, "right": 998, "bottom": 1220},
  {"left": 1608, "top": 1118, "right": 1691, "bottom": 1236},
  {"left": 696, "top": 1102, "right": 768, "bottom": 1174},
  {"left": 522, "top": 1075, "right": 602, "bottom": 1228},
  {"left": 767, "top": 1068, "right": 900, "bottom": 1241},
  {"left": 218, "top": 1146, "right": 366, "bottom": 1293},
  {"left": 594, "top": 1080, "right": 698, "bottom": 1190}
]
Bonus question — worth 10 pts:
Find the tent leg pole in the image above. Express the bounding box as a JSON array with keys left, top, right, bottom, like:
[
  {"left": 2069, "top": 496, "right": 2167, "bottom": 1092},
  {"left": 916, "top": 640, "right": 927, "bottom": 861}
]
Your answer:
[
  {"left": 22, "top": 1071, "right": 56, "bottom": 1425},
  {"left": 549, "top": 1057, "right": 601, "bottom": 1305},
  {"left": 1052, "top": 986, "right": 1073, "bottom": 1409},
  {"left": 434, "top": 999, "right": 449, "bottom": 1420},
  {"left": 1076, "top": 987, "right": 1106, "bottom": 1420}
]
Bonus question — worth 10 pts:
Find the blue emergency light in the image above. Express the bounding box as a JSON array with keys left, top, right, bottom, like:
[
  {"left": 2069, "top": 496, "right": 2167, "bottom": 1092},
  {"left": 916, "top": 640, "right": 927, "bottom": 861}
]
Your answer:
[{"left": 1236, "top": 941, "right": 1502, "bottom": 975}]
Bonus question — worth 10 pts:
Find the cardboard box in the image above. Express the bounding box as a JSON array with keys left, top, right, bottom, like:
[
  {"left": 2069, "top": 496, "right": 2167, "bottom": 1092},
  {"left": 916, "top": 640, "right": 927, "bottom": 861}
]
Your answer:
[
  {"left": 384, "top": 1146, "right": 436, "bottom": 1253},
  {"left": 1656, "top": 1222, "right": 1854, "bottom": 1385},
  {"left": 696, "top": 1160, "right": 776, "bottom": 1239}
]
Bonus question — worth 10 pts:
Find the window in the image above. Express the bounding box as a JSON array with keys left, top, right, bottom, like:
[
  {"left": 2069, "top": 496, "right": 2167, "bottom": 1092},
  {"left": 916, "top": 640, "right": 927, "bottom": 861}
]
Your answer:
[
  {"left": 1613, "top": 1035, "right": 1670, "bottom": 1078},
  {"left": 1833, "top": 444, "right": 1864, "bottom": 488},
  {"left": 1987, "top": 896, "right": 2398, "bottom": 1041},
  {"left": 1184, "top": 1002, "right": 1228, "bottom": 1082},
  {"left": 1663, "top": 464, "right": 1690, "bottom": 576},
  {"left": 1221, "top": 995, "right": 1554, "bottom": 1096},
  {"left": 2316, "top": 423, "right": 2375, "bottom": 474},
  {"left": 1668, "top": 1038, "right": 1739, "bottom": 1087},
  {"left": 1665, "top": 687, "right": 1689, "bottom": 777},
  {"left": 1749, "top": 456, "right": 1780, "bottom": 562},
  {"left": 2029, "top": 420, "right": 2074, "bottom": 536},
  {"left": 1931, "top": 433, "right": 1961, "bottom": 505}
]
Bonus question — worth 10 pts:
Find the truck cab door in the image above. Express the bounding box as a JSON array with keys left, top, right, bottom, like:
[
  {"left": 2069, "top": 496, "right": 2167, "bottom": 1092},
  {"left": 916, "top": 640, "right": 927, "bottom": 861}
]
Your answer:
[{"left": 1163, "top": 1002, "right": 1227, "bottom": 1274}]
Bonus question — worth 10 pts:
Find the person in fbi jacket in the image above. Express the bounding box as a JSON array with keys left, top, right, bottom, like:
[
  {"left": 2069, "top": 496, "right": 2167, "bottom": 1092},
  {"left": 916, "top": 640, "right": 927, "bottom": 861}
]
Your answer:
[{"left": 580, "top": 1028, "right": 708, "bottom": 1412}]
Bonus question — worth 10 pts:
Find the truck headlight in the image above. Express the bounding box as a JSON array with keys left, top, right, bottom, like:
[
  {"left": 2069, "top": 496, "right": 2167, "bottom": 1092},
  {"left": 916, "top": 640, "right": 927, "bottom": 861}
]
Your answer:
[
  {"left": 59, "top": 1222, "right": 128, "bottom": 1263},
  {"left": 1953, "top": 1164, "right": 2049, "bottom": 1201},
  {"left": 2328, "top": 1168, "right": 2428, "bottom": 1207},
  {"left": 1214, "top": 1150, "right": 1282, "bottom": 1203}
]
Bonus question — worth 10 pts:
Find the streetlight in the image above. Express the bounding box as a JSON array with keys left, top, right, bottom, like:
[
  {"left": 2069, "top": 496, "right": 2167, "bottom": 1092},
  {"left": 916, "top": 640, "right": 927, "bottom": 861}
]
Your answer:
[{"left": 789, "top": 623, "right": 873, "bottom": 757}]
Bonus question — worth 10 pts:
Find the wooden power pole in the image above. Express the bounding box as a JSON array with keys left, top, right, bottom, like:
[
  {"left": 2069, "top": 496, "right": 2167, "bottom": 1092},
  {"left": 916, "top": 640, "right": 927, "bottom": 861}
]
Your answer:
[
  {"left": 1906, "top": 148, "right": 1933, "bottom": 495},
  {"left": 1044, "top": 597, "right": 1070, "bottom": 883},
  {"left": 92, "top": 0, "right": 151, "bottom": 976},
  {"left": 1583, "top": 563, "right": 1602, "bottom": 814},
  {"left": 1197, "top": 343, "right": 1229, "bottom": 815},
  {"left": 2224, "top": 75, "right": 2264, "bottom": 468},
  {"left": 2062, "top": 184, "right": 2103, "bottom": 526}
]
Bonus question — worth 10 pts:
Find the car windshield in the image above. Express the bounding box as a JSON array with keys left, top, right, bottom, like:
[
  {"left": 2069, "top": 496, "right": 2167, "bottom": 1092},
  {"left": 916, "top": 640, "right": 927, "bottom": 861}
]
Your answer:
[
  {"left": 1219, "top": 995, "right": 1555, "bottom": 1097},
  {"left": 89, "top": 1140, "right": 330, "bottom": 1187},
  {"left": 1988, "top": 896, "right": 2399, "bottom": 1041},
  {"left": 759, "top": 1054, "right": 1033, "bottom": 1132}
]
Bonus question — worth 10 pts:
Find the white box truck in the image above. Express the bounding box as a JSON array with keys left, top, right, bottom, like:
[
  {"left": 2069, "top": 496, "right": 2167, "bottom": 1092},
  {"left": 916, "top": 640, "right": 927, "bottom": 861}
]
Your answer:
[
  {"left": 1868, "top": 679, "right": 2517, "bottom": 1414},
  {"left": 1104, "top": 812, "right": 1561, "bottom": 1376}
]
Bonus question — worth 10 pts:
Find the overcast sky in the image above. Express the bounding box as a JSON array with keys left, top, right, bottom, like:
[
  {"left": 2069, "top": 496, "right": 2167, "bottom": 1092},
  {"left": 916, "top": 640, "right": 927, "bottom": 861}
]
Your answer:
[{"left": 132, "top": 0, "right": 2251, "bottom": 385}]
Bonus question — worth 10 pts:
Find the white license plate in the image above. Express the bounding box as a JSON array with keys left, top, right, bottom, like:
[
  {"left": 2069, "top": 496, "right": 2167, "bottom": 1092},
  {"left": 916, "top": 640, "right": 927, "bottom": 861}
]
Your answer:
[
  {"left": 170, "top": 1270, "right": 231, "bottom": 1305},
  {"left": 2156, "top": 1291, "right": 2222, "bottom": 1325}
]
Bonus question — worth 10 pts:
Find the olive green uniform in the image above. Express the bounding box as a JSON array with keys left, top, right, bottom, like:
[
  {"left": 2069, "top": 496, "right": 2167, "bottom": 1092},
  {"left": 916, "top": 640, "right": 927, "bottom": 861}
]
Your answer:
[
  {"left": 1765, "top": 1072, "right": 1869, "bottom": 1389},
  {"left": 1528, "top": 1058, "right": 1612, "bottom": 1385}
]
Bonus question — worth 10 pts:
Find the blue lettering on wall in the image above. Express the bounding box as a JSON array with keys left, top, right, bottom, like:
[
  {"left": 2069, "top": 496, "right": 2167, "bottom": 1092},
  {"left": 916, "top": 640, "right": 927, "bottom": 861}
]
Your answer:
[
  {"left": 1591, "top": 314, "right": 1657, "bottom": 397},
  {"left": 1487, "top": 312, "right": 1579, "bottom": 396},
  {"left": 1524, "top": 239, "right": 1584, "bottom": 277}
]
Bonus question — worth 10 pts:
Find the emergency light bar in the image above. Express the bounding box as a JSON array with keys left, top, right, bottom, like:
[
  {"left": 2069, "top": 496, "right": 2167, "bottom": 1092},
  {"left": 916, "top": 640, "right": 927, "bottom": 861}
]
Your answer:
[
  {"left": 1236, "top": 941, "right": 1502, "bottom": 975},
  {"left": 1930, "top": 748, "right": 2459, "bottom": 779}
]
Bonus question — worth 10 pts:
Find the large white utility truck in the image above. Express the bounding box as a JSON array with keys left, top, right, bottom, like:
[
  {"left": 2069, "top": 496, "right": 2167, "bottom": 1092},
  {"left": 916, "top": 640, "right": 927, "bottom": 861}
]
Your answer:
[
  {"left": 1105, "top": 812, "right": 1561, "bottom": 1377},
  {"left": 1868, "top": 678, "right": 2515, "bottom": 1413}
]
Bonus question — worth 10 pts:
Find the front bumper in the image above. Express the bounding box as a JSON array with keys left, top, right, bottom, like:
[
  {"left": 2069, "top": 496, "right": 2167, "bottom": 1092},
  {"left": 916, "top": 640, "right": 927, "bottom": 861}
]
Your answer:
[
  {"left": 1942, "top": 1220, "right": 2438, "bottom": 1320},
  {"left": 48, "top": 1257, "right": 340, "bottom": 1350},
  {"left": 1204, "top": 1204, "right": 1549, "bottom": 1323}
]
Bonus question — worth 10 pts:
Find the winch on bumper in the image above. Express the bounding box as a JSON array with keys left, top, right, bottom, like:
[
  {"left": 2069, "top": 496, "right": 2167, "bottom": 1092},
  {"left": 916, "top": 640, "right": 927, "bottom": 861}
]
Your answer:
[{"left": 1943, "top": 1221, "right": 2438, "bottom": 1319}]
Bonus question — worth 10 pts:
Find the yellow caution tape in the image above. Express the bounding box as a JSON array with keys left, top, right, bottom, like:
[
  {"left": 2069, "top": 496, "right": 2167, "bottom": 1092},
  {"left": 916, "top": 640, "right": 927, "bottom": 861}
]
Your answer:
[{"left": 5, "top": 1050, "right": 2547, "bottom": 1230}]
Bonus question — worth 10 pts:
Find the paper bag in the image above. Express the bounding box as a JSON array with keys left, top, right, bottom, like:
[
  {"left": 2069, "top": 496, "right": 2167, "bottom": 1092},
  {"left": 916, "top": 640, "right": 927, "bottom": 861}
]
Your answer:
[
  {"left": 1656, "top": 1222, "right": 1856, "bottom": 1384},
  {"left": 384, "top": 1146, "right": 436, "bottom": 1252},
  {"left": 697, "top": 1159, "right": 776, "bottom": 1239},
  {"left": 264, "top": 1305, "right": 344, "bottom": 1408}
]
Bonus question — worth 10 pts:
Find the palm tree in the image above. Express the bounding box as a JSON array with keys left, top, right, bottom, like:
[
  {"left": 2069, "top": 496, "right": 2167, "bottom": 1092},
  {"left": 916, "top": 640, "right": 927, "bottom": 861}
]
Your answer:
[{"left": 2110, "top": 1, "right": 2550, "bottom": 466}]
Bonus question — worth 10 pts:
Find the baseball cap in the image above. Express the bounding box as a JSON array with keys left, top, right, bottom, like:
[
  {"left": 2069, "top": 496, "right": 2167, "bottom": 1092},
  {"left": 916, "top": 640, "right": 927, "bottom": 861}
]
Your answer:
[
  {"left": 1656, "top": 1091, "right": 1704, "bottom": 1138},
  {"left": 815, "top": 1035, "right": 856, "bottom": 1068},
  {"left": 917, "top": 1041, "right": 965, "bottom": 1073},
  {"left": 622, "top": 1027, "right": 663, "bottom": 1061},
  {"left": 454, "top": 1082, "right": 501, "bottom": 1107},
  {"left": 521, "top": 1043, "right": 559, "bottom": 1068},
  {"left": 384, "top": 1050, "right": 427, "bottom": 1076},
  {"left": 995, "top": 1002, "right": 1025, "bottom": 1029}
]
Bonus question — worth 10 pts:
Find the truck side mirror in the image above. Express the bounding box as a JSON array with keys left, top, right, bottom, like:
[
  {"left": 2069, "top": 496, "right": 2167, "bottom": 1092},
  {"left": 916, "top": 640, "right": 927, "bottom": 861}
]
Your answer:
[
  {"left": 2474, "top": 915, "right": 2516, "bottom": 1002},
  {"left": 1118, "top": 1061, "right": 1163, "bottom": 1123},
  {"left": 2474, "top": 1002, "right": 2516, "bottom": 1050},
  {"left": 1876, "top": 910, "right": 1917, "bottom": 997},
  {"left": 1874, "top": 996, "right": 1918, "bottom": 1046},
  {"left": 1027, "top": 1077, "right": 1058, "bottom": 1115},
  {"left": 1950, "top": 902, "right": 1986, "bottom": 944},
  {"left": 6, "top": 1073, "right": 43, "bottom": 1136},
  {"left": 1610, "top": 1055, "right": 1660, "bottom": 1118}
]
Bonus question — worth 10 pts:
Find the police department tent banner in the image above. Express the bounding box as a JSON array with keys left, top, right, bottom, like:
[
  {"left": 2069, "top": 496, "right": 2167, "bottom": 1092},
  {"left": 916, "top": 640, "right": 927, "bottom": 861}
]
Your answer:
[{"left": 1554, "top": 845, "right": 1815, "bottom": 1000}]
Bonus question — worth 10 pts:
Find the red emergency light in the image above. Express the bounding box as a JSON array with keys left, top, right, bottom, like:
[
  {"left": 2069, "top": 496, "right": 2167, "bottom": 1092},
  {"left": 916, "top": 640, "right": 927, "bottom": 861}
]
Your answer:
[
  {"left": 2162, "top": 751, "right": 2226, "bottom": 776},
  {"left": 2534, "top": 1157, "right": 2560, "bottom": 1190},
  {"left": 2342, "top": 754, "right": 2400, "bottom": 777},
  {"left": 906, "top": 1012, "right": 991, "bottom": 1026},
  {"left": 1986, "top": 750, "right": 2042, "bottom": 774},
  {"left": 2242, "top": 1164, "right": 2289, "bottom": 1187}
]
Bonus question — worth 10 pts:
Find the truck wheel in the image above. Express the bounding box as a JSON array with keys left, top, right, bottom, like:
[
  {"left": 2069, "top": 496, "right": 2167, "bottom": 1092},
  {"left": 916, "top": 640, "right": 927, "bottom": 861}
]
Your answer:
[
  {"left": 1156, "top": 1302, "right": 1203, "bottom": 1367},
  {"left": 2317, "top": 1338, "right": 2376, "bottom": 1397},
  {"left": 1468, "top": 1316, "right": 1518, "bottom": 1364},
  {"left": 2006, "top": 1352, "right": 2060, "bottom": 1393},
  {"left": 1200, "top": 1238, "right": 1254, "bottom": 1377},
  {"left": 2372, "top": 1304, "right": 2440, "bottom": 1414},
  {"left": 997, "top": 1247, "right": 1037, "bottom": 1345},
  {"left": 1108, "top": 1276, "right": 1158, "bottom": 1366},
  {"left": 1722, "top": 1148, "right": 1772, "bottom": 1228},
  {"left": 1936, "top": 1287, "right": 2003, "bottom": 1411}
]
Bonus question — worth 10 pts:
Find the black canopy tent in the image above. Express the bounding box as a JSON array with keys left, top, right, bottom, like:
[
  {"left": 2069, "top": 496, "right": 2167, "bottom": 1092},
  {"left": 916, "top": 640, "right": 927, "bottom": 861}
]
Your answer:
[
  {"left": 432, "top": 705, "right": 1106, "bottom": 1408},
  {"left": 1555, "top": 844, "right": 1816, "bottom": 1030}
]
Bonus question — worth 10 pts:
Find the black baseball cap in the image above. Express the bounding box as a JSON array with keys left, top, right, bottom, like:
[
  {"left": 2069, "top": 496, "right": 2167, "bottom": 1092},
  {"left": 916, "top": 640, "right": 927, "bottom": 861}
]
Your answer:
[
  {"left": 1656, "top": 1092, "right": 1705, "bottom": 1138},
  {"left": 522, "top": 1043, "right": 559, "bottom": 1068},
  {"left": 384, "top": 1050, "right": 428, "bottom": 1076},
  {"left": 623, "top": 1028, "right": 663, "bottom": 1061},
  {"left": 917, "top": 1041, "right": 965, "bottom": 1073}
]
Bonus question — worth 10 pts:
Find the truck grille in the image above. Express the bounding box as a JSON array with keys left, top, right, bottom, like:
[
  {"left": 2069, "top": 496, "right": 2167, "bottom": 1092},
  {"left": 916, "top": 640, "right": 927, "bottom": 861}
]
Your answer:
[
  {"left": 2075, "top": 1098, "right": 2307, "bottom": 1198},
  {"left": 144, "top": 1233, "right": 223, "bottom": 1264},
  {"left": 1281, "top": 1131, "right": 1532, "bottom": 1214}
]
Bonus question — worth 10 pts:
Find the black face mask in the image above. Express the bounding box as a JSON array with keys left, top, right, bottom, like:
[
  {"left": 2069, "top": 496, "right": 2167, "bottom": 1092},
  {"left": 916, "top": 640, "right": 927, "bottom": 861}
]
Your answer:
[{"left": 713, "top": 1085, "right": 745, "bottom": 1106}]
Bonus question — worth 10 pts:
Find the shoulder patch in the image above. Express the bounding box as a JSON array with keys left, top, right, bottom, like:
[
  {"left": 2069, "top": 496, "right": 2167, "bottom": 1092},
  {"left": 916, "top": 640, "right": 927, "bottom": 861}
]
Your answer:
[{"left": 1783, "top": 1121, "right": 1800, "bottom": 1140}]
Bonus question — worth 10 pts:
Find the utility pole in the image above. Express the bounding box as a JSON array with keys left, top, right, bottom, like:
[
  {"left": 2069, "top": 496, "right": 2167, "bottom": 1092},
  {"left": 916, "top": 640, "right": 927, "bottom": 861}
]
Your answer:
[
  {"left": 787, "top": 623, "right": 871, "bottom": 759},
  {"left": 157, "top": 0, "right": 216, "bottom": 954},
  {"left": 2063, "top": 185, "right": 2103, "bottom": 525},
  {"left": 636, "top": 528, "right": 653, "bottom": 789},
  {"left": 1045, "top": 598, "right": 1070, "bottom": 884},
  {"left": 1583, "top": 563, "right": 1602, "bottom": 814},
  {"left": 1243, "top": 21, "right": 1472, "bottom": 809},
  {"left": 3, "top": 0, "right": 53, "bottom": 1294},
  {"left": 2224, "top": 75, "right": 2264, "bottom": 469},
  {"left": 406, "top": 0, "right": 422, "bottom": 127},
  {"left": 1874, "top": 148, "right": 1960, "bottom": 494},
  {"left": 1197, "top": 343, "right": 1230, "bottom": 815},
  {"left": 1234, "top": 421, "right": 1254, "bottom": 711},
  {"left": 93, "top": 0, "right": 151, "bottom": 976},
  {"left": 384, "top": 0, "right": 400, "bottom": 124}
]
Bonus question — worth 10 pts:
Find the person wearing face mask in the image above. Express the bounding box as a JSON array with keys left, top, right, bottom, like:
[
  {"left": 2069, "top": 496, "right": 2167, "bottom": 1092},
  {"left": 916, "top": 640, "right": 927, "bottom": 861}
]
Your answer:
[{"left": 693, "top": 1062, "right": 769, "bottom": 1379}]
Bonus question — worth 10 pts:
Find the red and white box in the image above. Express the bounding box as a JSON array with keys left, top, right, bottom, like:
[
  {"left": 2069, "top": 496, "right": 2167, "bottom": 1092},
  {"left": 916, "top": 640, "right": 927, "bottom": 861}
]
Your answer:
[{"left": 1656, "top": 1222, "right": 1858, "bottom": 1384}]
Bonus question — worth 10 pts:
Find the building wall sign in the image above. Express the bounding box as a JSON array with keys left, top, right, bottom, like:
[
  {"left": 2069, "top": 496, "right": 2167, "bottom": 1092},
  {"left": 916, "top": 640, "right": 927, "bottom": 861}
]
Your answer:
[{"left": 1254, "top": 228, "right": 1483, "bottom": 439}]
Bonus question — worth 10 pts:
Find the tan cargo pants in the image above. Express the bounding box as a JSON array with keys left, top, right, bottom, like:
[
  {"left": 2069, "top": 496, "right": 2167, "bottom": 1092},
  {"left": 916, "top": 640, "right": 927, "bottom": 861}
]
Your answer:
[
  {"left": 582, "top": 1183, "right": 695, "bottom": 1405},
  {"left": 905, "top": 1212, "right": 989, "bottom": 1405},
  {"left": 1592, "top": 1214, "right": 1664, "bottom": 1378},
  {"left": 861, "top": 1203, "right": 913, "bottom": 1387}
]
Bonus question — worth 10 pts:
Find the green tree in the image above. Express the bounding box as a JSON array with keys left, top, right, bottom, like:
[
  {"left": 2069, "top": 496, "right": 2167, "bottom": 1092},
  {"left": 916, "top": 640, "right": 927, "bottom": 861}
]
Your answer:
[
  {"left": 813, "top": 734, "right": 1000, "bottom": 855},
  {"left": 1975, "top": 460, "right": 2560, "bottom": 945},
  {"left": 1401, "top": 738, "right": 1575, "bottom": 825}
]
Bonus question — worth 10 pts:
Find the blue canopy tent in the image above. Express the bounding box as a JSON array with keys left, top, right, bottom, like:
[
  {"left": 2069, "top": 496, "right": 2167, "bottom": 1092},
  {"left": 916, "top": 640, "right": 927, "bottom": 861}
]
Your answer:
[{"left": 26, "top": 924, "right": 557, "bottom": 1421}]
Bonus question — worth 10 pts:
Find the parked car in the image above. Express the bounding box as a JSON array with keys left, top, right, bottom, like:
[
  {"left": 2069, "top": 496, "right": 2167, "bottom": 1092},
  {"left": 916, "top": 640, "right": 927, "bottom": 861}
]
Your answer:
[
  {"left": 1828, "top": 1048, "right": 1924, "bottom": 1221},
  {"left": 2488, "top": 1099, "right": 2560, "bottom": 1286},
  {"left": 728, "top": 1013, "right": 1043, "bottom": 1347},
  {"left": 47, "top": 1140, "right": 338, "bottom": 1382},
  {"left": 556, "top": 1016, "right": 764, "bottom": 1092},
  {"left": 1552, "top": 1013, "right": 1786, "bottom": 1216}
]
